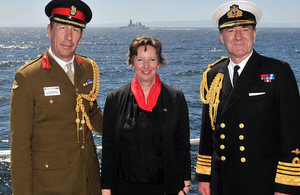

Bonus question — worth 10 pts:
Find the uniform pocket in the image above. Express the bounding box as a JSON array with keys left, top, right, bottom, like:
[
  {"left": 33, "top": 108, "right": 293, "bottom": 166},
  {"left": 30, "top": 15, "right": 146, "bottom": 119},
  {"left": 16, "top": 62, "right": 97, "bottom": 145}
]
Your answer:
[
  {"left": 247, "top": 92, "right": 267, "bottom": 101},
  {"left": 32, "top": 149, "right": 69, "bottom": 170},
  {"left": 34, "top": 94, "right": 73, "bottom": 122}
]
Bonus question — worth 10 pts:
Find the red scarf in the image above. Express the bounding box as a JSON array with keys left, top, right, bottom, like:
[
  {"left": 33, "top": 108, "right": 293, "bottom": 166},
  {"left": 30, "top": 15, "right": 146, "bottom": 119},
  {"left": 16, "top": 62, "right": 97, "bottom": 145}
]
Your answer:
[{"left": 131, "top": 74, "right": 162, "bottom": 111}]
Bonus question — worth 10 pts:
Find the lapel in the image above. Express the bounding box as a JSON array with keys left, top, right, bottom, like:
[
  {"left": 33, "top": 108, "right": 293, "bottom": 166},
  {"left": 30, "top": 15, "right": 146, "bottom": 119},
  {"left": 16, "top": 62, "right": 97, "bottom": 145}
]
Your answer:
[
  {"left": 47, "top": 51, "right": 84, "bottom": 87},
  {"left": 221, "top": 50, "right": 261, "bottom": 116},
  {"left": 219, "top": 59, "right": 232, "bottom": 103},
  {"left": 47, "top": 51, "right": 73, "bottom": 86}
]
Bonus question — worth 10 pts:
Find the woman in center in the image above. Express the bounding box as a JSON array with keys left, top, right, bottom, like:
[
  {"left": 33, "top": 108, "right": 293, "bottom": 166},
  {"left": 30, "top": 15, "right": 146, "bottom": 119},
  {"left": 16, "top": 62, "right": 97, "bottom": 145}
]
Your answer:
[{"left": 101, "top": 36, "right": 191, "bottom": 195}]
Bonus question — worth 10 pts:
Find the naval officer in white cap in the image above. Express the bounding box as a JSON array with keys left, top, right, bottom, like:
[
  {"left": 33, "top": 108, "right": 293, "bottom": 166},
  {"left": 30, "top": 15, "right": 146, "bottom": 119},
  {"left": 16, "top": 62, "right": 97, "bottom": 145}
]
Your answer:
[{"left": 196, "top": 1, "right": 300, "bottom": 195}]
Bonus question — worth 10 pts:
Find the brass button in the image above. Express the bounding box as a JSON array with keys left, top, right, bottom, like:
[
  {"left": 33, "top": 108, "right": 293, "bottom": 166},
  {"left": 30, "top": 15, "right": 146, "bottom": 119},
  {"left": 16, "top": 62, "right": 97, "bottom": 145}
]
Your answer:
[
  {"left": 220, "top": 134, "right": 225, "bottom": 139},
  {"left": 49, "top": 99, "right": 54, "bottom": 104},
  {"left": 221, "top": 156, "right": 226, "bottom": 161},
  {"left": 240, "top": 146, "right": 245, "bottom": 151},
  {"left": 239, "top": 135, "right": 244, "bottom": 140},
  {"left": 220, "top": 145, "right": 225, "bottom": 150},
  {"left": 239, "top": 123, "right": 245, "bottom": 129},
  {"left": 45, "top": 164, "right": 49, "bottom": 168},
  {"left": 76, "top": 88, "right": 79, "bottom": 92},
  {"left": 220, "top": 123, "right": 226, "bottom": 128},
  {"left": 241, "top": 157, "right": 246, "bottom": 163},
  {"left": 81, "top": 145, "right": 85, "bottom": 149}
]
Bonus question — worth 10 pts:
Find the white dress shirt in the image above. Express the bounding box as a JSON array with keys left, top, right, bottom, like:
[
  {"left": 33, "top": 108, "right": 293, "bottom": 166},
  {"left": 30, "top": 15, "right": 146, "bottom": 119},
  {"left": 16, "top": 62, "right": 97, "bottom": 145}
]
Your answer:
[
  {"left": 49, "top": 47, "right": 75, "bottom": 73},
  {"left": 227, "top": 51, "right": 253, "bottom": 86}
]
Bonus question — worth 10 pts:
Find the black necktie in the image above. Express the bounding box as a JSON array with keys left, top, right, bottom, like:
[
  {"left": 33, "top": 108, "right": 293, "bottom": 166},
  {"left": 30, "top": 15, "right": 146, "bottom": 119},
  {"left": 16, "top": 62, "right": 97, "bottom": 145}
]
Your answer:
[{"left": 233, "top": 65, "right": 240, "bottom": 87}]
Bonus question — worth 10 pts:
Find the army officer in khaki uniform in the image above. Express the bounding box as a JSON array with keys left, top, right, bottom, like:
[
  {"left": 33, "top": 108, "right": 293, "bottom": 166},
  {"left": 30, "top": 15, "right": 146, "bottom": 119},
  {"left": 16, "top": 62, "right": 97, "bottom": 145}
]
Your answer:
[{"left": 10, "top": 0, "right": 103, "bottom": 194}]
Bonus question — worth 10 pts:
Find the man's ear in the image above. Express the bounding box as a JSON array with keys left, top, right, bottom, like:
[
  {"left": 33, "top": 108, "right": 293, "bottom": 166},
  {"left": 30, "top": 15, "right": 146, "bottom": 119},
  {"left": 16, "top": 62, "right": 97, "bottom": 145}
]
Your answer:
[
  {"left": 46, "top": 24, "right": 51, "bottom": 39},
  {"left": 79, "top": 30, "right": 84, "bottom": 43},
  {"left": 219, "top": 31, "right": 224, "bottom": 45}
]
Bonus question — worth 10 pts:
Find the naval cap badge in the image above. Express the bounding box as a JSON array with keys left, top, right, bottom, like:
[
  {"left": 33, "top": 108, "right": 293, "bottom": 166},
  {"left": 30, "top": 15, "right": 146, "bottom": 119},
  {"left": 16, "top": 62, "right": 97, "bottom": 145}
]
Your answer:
[{"left": 227, "top": 5, "right": 243, "bottom": 18}]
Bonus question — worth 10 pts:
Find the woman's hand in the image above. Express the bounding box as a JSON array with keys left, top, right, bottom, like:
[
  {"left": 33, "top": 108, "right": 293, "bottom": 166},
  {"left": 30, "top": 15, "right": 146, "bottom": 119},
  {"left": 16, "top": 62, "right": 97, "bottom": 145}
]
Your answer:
[
  {"left": 198, "top": 182, "right": 210, "bottom": 195},
  {"left": 178, "top": 187, "right": 189, "bottom": 195},
  {"left": 102, "top": 189, "right": 111, "bottom": 195},
  {"left": 178, "top": 180, "right": 191, "bottom": 195}
]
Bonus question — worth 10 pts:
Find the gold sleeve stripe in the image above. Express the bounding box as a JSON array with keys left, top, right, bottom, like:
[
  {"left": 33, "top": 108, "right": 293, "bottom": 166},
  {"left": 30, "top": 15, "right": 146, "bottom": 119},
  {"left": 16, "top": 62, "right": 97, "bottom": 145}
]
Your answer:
[
  {"left": 277, "top": 169, "right": 300, "bottom": 176},
  {"left": 197, "top": 158, "right": 211, "bottom": 163},
  {"left": 196, "top": 164, "right": 211, "bottom": 175},
  {"left": 278, "top": 161, "right": 300, "bottom": 167},
  {"left": 275, "top": 173, "right": 300, "bottom": 186},
  {"left": 196, "top": 154, "right": 212, "bottom": 175},
  {"left": 278, "top": 165, "right": 300, "bottom": 172},
  {"left": 197, "top": 162, "right": 211, "bottom": 166},
  {"left": 198, "top": 154, "right": 212, "bottom": 160}
]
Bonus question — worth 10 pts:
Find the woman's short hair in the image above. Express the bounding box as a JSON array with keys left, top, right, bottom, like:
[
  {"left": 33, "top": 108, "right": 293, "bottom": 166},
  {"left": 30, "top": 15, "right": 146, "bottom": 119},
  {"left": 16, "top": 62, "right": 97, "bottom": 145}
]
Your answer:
[{"left": 127, "top": 36, "right": 167, "bottom": 67}]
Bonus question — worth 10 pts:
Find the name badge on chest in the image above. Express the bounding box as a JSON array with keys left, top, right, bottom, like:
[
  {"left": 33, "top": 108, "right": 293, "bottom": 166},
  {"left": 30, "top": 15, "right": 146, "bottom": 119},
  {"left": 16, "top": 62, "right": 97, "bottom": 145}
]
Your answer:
[{"left": 43, "top": 86, "right": 61, "bottom": 96}]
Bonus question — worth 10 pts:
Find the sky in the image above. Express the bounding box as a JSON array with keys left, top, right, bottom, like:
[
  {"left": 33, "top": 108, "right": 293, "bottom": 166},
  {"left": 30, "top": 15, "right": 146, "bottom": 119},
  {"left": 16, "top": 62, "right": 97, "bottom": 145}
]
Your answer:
[{"left": 1, "top": 0, "right": 300, "bottom": 27}]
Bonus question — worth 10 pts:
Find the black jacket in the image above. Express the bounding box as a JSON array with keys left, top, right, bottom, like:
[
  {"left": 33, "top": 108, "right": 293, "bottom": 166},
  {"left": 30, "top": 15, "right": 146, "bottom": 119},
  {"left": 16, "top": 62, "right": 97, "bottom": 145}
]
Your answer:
[
  {"left": 101, "top": 82, "right": 191, "bottom": 193},
  {"left": 196, "top": 50, "right": 300, "bottom": 195}
]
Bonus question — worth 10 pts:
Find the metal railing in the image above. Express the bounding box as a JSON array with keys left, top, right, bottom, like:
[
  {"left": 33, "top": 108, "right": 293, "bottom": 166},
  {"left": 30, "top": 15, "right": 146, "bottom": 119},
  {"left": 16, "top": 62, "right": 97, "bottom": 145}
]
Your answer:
[{"left": 0, "top": 138, "right": 200, "bottom": 157}]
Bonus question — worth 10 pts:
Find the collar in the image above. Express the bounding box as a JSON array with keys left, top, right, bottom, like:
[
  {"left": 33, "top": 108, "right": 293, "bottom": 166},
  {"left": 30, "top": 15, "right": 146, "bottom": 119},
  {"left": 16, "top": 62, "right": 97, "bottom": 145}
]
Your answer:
[
  {"left": 131, "top": 74, "right": 162, "bottom": 112},
  {"left": 228, "top": 50, "right": 253, "bottom": 85},
  {"left": 229, "top": 50, "right": 253, "bottom": 75},
  {"left": 49, "top": 47, "right": 75, "bottom": 72}
]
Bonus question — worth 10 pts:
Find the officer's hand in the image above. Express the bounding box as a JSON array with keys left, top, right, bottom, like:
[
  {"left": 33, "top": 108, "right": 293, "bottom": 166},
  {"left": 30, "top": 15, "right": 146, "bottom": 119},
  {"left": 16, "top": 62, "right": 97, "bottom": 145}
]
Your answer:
[
  {"left": 198, "top": 182, "right": 210, "bottom": 195},
  {"left": 102, "top": 189, "right": 111, "bottom": 195},
  {"left": 274, "top": 192, "right": 291, "bottom": 195}
]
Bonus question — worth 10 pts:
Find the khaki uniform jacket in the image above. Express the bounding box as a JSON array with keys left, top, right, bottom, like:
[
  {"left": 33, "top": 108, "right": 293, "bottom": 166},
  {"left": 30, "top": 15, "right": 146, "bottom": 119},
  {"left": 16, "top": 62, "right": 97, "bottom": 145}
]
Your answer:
[{"left": 10, "top": 51, "right": 103, "bottom": 195}]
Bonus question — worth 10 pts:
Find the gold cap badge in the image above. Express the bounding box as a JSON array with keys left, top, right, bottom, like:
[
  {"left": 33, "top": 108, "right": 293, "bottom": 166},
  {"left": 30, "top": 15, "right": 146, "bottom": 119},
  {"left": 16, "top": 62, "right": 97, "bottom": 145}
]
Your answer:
[
  {"left": 70, "top": 6, "right": 77, "bottom": 16},
  {"left": 227, "top": 5, "right": 243, "bottom": 18}
]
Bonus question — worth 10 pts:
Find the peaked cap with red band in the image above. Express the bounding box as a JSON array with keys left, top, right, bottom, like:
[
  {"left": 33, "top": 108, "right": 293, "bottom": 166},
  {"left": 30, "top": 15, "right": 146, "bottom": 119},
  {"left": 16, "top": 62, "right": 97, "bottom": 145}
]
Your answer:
[{"left": 45, "top": 0, "right": 92, "bottom": 28}]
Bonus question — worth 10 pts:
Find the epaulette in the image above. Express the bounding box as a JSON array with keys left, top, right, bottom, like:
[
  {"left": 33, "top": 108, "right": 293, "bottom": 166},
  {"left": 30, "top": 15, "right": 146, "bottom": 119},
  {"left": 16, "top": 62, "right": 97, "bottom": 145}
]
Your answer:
[
  {"left": 75, "top": 54, "right": 91, "bottom": 64},
  {"left": 19, "top": 54, "right": 44, "bottom": 71},
  {"left": 207, "top": 56, "right": 228, "bottom": 69}
]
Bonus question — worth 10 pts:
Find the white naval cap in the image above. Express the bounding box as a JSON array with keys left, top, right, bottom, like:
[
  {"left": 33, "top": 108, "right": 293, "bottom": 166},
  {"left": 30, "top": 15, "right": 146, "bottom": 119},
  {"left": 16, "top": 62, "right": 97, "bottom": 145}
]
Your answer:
[{"left": 212, "top": 1, "right": 262, "bottom": 29}]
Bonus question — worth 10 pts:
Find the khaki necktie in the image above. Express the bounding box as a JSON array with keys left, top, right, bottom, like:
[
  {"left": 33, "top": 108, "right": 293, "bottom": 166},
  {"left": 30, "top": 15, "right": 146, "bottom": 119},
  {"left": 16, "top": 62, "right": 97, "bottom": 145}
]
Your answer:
[{"left": 66, "top": 62, "right": 74, "bottom": 85}]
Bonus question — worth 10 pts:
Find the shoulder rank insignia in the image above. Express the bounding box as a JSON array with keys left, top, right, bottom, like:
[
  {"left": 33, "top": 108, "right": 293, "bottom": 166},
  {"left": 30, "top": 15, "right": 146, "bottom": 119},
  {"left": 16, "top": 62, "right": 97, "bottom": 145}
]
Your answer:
[
  {"left": 12, "top": 80, "right": 18, "bottom": 90},
  {"left": 42, "top": 55, "right": 50, "bottom": 69}
]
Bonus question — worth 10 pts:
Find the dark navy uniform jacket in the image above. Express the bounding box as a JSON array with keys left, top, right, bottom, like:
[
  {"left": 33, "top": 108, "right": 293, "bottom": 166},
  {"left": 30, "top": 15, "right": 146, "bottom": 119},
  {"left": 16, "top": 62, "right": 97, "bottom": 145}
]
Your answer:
[{"left": 196, "top": 50, "right": 300, "bottom": 195}]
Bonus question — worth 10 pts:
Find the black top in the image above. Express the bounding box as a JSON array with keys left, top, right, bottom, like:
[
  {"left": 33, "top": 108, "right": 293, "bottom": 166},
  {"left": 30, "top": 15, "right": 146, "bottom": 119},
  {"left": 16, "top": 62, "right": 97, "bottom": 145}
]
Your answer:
[
  {"left": 118, "top": 101, "right": 164, "bottom": 184},
  {"left": 102, "top": 83, "right": 191, "bottom": 193}
]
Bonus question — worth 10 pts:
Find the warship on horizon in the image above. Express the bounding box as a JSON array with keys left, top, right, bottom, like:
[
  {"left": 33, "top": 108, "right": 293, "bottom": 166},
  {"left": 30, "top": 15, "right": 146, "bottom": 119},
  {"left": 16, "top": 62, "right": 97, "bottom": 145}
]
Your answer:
[{"left": 120, "top": 19, "right": 149, "bottom": 29}]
